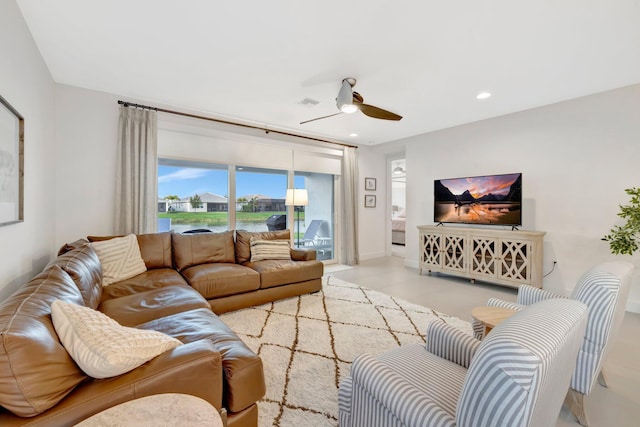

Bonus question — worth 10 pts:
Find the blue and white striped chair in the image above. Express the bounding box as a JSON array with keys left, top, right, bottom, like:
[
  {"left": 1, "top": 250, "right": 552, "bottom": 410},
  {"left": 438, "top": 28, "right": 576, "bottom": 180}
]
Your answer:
[
  {"left": 471, "top": 261, "right": 633, "bottom": 426},
  {"left": 338, "top": 298, "right": 588, "bottom": 427}
]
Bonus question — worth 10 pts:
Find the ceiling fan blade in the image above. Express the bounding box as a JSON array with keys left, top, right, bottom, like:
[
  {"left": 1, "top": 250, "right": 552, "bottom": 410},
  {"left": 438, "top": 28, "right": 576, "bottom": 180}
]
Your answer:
[
  {"left": 358, "top": 103, "right": 402, "bottom": 121},
  {"left": 300, "top": 112, "right": 344, "bottom": 125}
]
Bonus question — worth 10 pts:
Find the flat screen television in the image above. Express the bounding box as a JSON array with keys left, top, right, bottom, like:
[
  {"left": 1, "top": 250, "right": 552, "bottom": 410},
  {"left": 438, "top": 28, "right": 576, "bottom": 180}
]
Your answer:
[{"left": 434, "top": 173, "right": 522, "bottom": 226}]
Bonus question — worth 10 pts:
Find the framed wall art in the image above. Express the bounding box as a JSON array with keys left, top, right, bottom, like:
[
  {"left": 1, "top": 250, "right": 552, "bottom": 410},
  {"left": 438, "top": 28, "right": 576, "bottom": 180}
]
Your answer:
[
  {"left": 365, "top": 177, "right": 376, "bottom": 191},
  {"left": 0, "top": 94, "right": 24, "bottom": 226},
  {"left": 364, "top": 194, "right": 376, "bottom": 208}
]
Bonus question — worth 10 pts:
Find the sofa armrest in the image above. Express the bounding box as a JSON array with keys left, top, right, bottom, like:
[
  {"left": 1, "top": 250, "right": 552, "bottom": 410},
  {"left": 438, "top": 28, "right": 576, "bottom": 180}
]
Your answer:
[
  {"left": 0, "top": 340, "right": 224, "bottom": 427},
  {"left": 517, "top": 284, "right": 563, "bottom": 305},
  {"left": 425, "top": 321, "right": 480, "bottom": 368},
  {"left": 291, "top": 248, "right": 317, "bottom": 261},
  {"left": 486, "top": 298, "right": 524, "bottom": 311},
  {"left": 349, "top": 353, "right": 456, "bottom": 427},
  {"left": 57, "top": 238, "right": 90, "bottom": 255}
]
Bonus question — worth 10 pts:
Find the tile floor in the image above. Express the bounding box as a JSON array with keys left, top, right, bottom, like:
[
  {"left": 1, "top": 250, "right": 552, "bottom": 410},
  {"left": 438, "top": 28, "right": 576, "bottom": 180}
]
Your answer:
[{"left": 328, "top": 255, "right": 640, "bottom": 427}]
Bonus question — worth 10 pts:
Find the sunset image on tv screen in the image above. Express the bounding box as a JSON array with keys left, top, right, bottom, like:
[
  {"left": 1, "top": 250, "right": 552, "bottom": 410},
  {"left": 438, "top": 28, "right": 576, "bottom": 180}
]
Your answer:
[{"left": 434, "top": 173, "right": 522, "bottom": 225}]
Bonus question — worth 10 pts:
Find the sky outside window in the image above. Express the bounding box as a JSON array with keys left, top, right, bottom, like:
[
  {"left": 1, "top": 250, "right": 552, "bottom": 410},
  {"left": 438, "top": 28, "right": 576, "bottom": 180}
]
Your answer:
[{"left": 158, "top": 164, "right": 304, "bottom": 199}]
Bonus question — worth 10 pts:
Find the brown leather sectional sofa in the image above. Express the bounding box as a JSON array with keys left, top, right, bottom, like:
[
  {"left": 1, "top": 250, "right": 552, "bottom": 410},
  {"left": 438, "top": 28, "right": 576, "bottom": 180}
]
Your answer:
[{"left": 0, "top": 229, "right": 323, "bottom": 426}]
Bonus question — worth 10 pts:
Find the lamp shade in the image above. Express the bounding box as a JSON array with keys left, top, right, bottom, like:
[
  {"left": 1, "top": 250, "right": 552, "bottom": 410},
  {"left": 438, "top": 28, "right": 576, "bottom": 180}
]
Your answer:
[{"left": 285, "top": 189, "right": 308, "bottom": 206}]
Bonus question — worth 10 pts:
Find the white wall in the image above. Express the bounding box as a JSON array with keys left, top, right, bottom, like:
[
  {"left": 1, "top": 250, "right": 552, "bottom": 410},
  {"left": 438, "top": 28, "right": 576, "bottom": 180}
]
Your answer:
[
  {"left": 54, "top": 85, "right": 119, "bottom": 244},
  {"left": 0, "top": 0, "right": 57, "bottom": 300},
  {"left": 357, "top": 147, "right": 387, "bottom": 260},
  {"left": 395, "top": 84, "right": 640, "bottom": 311}
]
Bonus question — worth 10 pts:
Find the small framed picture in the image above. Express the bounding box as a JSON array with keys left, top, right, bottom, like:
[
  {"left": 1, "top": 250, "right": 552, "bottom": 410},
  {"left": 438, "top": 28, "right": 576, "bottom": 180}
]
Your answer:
[
  {"left": 364, "top": 177, "right": 376, "bottom": 191},
  {"left": 364, "top": 194, "right": 376, "bottom": 208}
]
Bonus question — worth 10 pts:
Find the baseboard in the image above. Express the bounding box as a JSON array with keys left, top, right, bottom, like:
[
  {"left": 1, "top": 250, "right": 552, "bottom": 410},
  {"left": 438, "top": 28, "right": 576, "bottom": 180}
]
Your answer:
[{"left": 626, "top": 298, "right": 640, "bottom": 314}]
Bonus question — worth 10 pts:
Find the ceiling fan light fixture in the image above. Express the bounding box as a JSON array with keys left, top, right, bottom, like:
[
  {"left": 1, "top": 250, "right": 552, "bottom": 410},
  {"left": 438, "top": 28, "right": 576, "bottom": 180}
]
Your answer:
[
  {"left": 392, "top": 166, "right": 405, "bottom": 176},
  {"left": 336, "top": 78, "right": 357, "bottom": 114},
  {"left": 301, "top": 77, "right": 402, "bottom": 124},
  {"left": 340, "top": 104, "right": 358, "bottom": 114}
]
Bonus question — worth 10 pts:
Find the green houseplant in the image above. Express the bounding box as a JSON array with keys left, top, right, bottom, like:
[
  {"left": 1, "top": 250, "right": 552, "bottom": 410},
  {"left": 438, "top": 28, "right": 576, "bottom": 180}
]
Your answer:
[{"left": 603, "top": 187, "right": 640, "bottom": 255}]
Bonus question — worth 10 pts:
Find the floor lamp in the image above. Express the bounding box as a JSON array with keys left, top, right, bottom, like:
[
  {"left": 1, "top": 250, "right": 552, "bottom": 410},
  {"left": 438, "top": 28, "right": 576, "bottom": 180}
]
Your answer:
[{"left": 285, "top": 189, "right": 308, "bottom": 248}]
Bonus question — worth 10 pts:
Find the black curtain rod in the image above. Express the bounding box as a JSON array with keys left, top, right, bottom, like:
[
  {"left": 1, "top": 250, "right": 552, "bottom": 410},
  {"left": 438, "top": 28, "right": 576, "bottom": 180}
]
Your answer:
[{"left": 117, "top": 100, "right": 357, "bottom": 149}]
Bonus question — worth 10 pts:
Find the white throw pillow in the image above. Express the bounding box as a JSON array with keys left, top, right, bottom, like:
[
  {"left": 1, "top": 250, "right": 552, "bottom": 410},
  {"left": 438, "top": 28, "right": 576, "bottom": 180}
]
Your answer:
[
  {"left": 250, "top": 239, "right": 291, "bottom": 262},
  {"left": 51, "top": 299, "right": 182, "bottom": 379},
  {"left": 91, "top": 234, "right": 147, "bottom": 286}
]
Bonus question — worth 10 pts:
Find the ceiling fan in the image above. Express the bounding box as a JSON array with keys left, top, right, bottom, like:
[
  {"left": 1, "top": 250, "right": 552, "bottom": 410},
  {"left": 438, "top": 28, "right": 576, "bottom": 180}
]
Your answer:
[{"left": 300, "top": 78, "right": 402, "bottom": 125}]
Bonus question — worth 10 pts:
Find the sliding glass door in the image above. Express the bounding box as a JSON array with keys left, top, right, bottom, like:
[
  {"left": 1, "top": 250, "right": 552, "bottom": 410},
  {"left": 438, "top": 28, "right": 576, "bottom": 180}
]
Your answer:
[
  {"left": 157, "top": 158, "right": 336, "bottom": 262},
  {"left": 293, "top": 171, "right": 334, "bottom": 261}
]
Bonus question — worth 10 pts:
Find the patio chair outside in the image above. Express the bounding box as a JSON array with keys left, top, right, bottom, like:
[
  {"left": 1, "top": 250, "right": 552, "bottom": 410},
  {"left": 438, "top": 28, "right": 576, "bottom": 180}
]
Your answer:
[{"left": 301, "top": 219, "right": 332, "bottom": 256}]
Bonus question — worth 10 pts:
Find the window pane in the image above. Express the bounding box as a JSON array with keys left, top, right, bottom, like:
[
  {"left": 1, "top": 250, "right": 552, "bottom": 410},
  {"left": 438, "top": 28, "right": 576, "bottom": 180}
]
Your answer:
[
  {"left": 294, "top": 172, "right": 334, "bottom": 261},
  {"left": 157, "top": 159, "right": 228, "bottom": 233},
  {"left": 235, "top": 166, "right": 287, "bottom": 233}
]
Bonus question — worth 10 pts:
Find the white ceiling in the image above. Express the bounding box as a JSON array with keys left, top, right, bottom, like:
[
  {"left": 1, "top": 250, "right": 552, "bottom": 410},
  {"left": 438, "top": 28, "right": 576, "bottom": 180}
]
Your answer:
[{"left": 16, "top": 0, "right": 640, "bottom": 146}]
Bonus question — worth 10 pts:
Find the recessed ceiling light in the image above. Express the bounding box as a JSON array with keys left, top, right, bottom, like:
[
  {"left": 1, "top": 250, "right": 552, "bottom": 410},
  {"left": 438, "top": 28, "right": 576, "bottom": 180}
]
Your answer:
[
  {"left": 476, "top": 92, "right": 491, "bottom": 100},
  {"left": 349, "top": 133, "right": 358, "bottom": 137}
]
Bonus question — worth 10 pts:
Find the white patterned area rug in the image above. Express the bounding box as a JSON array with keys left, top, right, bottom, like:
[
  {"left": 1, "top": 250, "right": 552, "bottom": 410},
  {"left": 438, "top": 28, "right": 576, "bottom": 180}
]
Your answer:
[{"left": 219, "top": 275, "right": 472, "bottom": 427}]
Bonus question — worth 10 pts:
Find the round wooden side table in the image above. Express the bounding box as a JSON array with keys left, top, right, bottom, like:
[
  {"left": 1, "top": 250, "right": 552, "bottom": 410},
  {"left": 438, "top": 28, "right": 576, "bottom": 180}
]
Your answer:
[
  {"left": 74, "top": 393, "right": 223, "bottom": 427},
  {"left": 471, "top": 306, "right": 517, "bottom": 337}
]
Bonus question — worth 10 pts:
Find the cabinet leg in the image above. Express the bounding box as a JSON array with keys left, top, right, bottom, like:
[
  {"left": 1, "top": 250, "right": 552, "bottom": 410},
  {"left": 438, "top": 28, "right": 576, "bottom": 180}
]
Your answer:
[{"left": 470, "top": 278, "right": 475, "bottom": 284}]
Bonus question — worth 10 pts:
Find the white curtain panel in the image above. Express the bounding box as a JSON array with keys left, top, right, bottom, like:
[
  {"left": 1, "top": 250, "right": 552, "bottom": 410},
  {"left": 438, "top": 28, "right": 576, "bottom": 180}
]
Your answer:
[
  {"left": 340, "top": 146, "right": 359, "bottom": 265},
  {"left": 115, "top": 106, "right": 158, "bottom": 235}
]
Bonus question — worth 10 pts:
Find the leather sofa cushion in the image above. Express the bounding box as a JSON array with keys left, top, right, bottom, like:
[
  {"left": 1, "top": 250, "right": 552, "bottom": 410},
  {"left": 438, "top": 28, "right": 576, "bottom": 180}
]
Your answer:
[
  {"left": 181, "top": 263, "right": 260, "bottom": 299},
  {"left": 136, "top": 308, "right": 266, "bottom": 413},
  {"left": 49, "top": 243, "right": 103, "bottom": 309},
  {"left": 245, "top": 259, "right": 324, "bottom": 289},
  {"left": 100, "top": 268, "right": 188, "bottom": 303},
  {"left": 172, "top": 231, "right": 236, "bottom": 271},
  {"left": 235, "top": 230, "right": 290, "bottom": 264},
  {"left": 88, "top": 233, "right": 173, "bottom": 270},
  {"left": 291, "top": 248, "right": 317, "bottom": 261},
  {"left": 137, "top": 232, "right": 173, "bottom": 269},
  {"left": 99, "top": 285, "right": 211, "bottom": 327},
  {"left": 0, "top": 265, "right": 88, "bottom": 417}
]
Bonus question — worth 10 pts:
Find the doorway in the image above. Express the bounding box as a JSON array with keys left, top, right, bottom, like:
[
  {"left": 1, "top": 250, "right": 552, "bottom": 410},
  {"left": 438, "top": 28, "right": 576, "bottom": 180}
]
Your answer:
[{"left": 390, "top": 158, "right": 406, "bottom": 257}]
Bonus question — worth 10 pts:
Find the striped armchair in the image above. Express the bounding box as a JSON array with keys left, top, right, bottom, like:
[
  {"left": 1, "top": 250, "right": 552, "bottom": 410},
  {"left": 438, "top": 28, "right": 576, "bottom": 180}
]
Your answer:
[
  {"left": 338, "top": 298, "right": 588, "bottom": 427},
  {"left": 471, "top": 261, "right": 633, "bottom": 426}
]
